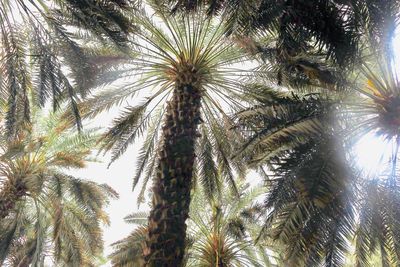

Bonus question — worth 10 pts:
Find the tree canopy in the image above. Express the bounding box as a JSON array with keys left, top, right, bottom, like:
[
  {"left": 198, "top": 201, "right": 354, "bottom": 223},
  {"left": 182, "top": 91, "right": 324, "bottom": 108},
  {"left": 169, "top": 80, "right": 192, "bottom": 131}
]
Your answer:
[{"left": 1, "top": 1, "right": 400, "bottom": 267}]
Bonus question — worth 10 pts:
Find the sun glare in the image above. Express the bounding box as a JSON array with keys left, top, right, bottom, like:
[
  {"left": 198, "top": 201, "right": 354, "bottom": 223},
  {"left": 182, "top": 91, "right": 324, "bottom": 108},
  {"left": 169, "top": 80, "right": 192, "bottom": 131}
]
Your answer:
[
  {"left": 353, "top": 30, "right": 400, "bottom": 177},
  {"left": 354, "top": 133, "right": 391, "bottom": 177}
]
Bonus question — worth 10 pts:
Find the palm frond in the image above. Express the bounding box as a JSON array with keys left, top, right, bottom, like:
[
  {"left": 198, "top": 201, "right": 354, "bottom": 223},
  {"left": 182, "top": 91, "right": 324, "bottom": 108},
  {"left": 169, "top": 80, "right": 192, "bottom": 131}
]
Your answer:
[{"left": 0, "top": 109, "right": 116, "bottom": 265}]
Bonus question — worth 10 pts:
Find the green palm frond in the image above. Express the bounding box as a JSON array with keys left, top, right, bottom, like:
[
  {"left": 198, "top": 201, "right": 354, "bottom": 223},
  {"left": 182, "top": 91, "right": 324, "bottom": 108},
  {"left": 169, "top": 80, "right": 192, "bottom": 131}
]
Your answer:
[
  {"left": 124, "top": 212, "right": 149, "bottom": 225},
  {"left": 354, "top": 172, "right": 400, "bottom": 266},
  {"left": 251, "top": 131, "right": 356, "bottom": 266},
  {"left": 196, "top": 126, "right": 221, "bottom": 200},
  {"left": 233, "top": 85, "right": 332, "bottom": 167},
  {"left": 100, "top": 102, "right": 151, "bottom": 165},
  {"left": 0, "top": 0, "right": 137, "bottom": 135},
  {"left": 0, "top": 109, "right": 117, "bottom": 266}
]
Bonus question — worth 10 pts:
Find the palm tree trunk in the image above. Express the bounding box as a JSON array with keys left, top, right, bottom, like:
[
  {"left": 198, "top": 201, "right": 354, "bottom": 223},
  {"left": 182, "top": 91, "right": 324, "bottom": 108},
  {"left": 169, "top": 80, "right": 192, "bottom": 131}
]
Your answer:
[
  {"left": 143, "top": 83, "right": 202, "bottom": 267},
  {"left": 0, "top": 180, "right": 27, "bottom": 219}
]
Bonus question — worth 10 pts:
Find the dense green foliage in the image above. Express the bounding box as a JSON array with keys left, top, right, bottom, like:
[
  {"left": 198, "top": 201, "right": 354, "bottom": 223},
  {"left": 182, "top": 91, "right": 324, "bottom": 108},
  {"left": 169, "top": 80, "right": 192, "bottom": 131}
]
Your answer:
[
  {"left": 0, "top": 0, "right": 135, "bottom": 136},
  {"left": 0, "top": 0, "right": 400, "bottom": 266}
]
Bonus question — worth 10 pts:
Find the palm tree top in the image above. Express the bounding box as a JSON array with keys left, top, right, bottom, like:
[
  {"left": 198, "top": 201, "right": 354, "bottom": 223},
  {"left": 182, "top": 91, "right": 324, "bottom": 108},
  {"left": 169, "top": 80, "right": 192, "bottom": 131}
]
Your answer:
[
  {"left": 0, "top": 106, "right": 118, "bottom": 266},
  {"left": 71, "top": 5, "right": 258, "bottom": 202}
]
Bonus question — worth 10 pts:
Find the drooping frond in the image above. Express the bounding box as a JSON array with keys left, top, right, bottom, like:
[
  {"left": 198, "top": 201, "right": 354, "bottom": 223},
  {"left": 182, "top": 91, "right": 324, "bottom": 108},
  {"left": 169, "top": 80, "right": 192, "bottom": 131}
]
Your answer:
[
  {"left": 195, "top": 126, "right": 221, "bottom": 200},
  {"left": 353, "top": 150, "right": 400, "bottom": 266},
  {"left": 100, "top": 102, "right": 151, "bottom": 165},
  {"left": 233, "top": 85, "right": 332, "bottom": 167},
  {"left": 0, "top": 0, "right": 137, "bottom": 135},
  {"left": 250, "top": 130, "right": 356, "bottom": 266}
]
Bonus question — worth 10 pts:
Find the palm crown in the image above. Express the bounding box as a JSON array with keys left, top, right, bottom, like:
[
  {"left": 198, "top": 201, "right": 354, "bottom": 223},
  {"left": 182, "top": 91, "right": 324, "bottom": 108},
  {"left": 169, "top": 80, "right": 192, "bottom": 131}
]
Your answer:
[{"left": 0, "top": 108, "right": 117, "bottom": 266}]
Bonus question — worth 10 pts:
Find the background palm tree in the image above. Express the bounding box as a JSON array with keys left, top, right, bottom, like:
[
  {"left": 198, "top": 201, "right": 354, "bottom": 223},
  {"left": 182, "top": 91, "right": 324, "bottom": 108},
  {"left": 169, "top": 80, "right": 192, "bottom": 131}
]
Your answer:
[
  {"left": 187, "top": 183, "right": 275, "bottom": 267},
  {"left": 0, "top": 0, "right": 135, "bottom": 136},
  {"left": 110, "top": 182, "right": 278, "bottom": 267},
  {"left": 0, "top": 108, "right": 118, "bottom": 266}
]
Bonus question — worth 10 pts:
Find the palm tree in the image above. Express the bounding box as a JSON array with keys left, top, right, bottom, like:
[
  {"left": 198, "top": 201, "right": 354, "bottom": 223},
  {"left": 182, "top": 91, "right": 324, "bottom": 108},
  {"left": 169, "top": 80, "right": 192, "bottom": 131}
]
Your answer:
[
  {"left": 233, "top": 46, "right": 400, "bottom": 265},
  {"left": 0, "top": 0, "right": 134, "bottom": 136},
  {"left": 0, "top": 108, "right": 118, "bottom": 266},
  {"left": 110, "top": 182, "right": 278, "bottom": 267},
  {"left": 73, "top": 3, "right": 256, "bottom": 265},
  {"left": 187, "top": 183, "right": 276, "bottom": 267}
]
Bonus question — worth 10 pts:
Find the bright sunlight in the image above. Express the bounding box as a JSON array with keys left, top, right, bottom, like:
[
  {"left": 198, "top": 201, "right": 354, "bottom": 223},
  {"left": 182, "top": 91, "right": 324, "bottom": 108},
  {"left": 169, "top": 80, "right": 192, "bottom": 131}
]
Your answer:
[{"left": 354, "top": 30, "right": 400, "bottom": 177}]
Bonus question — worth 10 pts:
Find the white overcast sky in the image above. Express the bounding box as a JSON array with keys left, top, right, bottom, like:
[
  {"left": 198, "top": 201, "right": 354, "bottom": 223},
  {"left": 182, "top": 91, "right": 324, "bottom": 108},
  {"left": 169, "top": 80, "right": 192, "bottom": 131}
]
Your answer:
[{"left": 68, "top": 108, "right": 150, "bottom": 261}]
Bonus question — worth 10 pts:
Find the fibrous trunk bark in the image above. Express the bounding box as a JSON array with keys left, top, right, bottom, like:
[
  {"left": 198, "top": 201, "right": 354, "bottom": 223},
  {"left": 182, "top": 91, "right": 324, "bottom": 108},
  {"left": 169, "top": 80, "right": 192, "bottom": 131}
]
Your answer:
[
  {"left": 0, "top": 180, "right": 27, "bottom": 219},
  {"left": 143, "top": 83, "right": 202, "bottom": 267}
]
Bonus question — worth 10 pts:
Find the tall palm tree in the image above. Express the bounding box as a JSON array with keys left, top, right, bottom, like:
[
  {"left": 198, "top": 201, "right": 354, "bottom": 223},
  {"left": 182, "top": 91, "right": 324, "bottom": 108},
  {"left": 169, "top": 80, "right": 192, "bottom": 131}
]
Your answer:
[
  {"left": 110, "top": 182, "right": 278, "bottom": 267},
  {"left": 0, "top": 109, "right": 118, "bottom": 266},
  {"left": 73, "top": 3, "right": 256, "bottom": 265},
  {"left": 0, "top": 0, "right": 135, "bottom": 136}
]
